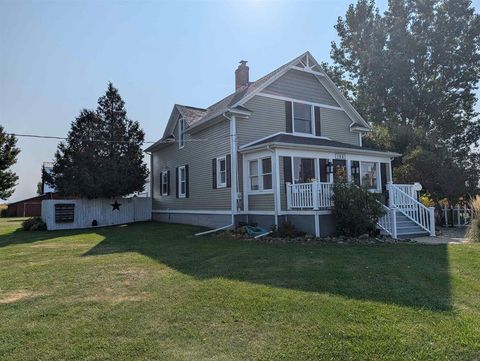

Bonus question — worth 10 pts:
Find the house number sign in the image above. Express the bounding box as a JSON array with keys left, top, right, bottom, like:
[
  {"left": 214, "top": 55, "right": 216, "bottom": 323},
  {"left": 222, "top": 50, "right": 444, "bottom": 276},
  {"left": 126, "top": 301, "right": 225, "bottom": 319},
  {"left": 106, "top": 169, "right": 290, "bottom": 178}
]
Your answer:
[{"left": 334, "top": 153, "right": 346, "bottom": 160}]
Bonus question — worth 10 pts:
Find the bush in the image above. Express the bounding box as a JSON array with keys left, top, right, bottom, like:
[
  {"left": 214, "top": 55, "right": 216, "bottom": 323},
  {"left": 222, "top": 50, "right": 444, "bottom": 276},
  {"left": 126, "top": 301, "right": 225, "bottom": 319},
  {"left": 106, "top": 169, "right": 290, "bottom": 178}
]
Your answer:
[
  {"left": 21, "top": 217, "right": 47, "bottom": 231},
  {"left": 332, "top": 181, "right": 386, "bottom": 237},
  {"left": 275, "top": 220, "right": 304, "bottom": 238}
]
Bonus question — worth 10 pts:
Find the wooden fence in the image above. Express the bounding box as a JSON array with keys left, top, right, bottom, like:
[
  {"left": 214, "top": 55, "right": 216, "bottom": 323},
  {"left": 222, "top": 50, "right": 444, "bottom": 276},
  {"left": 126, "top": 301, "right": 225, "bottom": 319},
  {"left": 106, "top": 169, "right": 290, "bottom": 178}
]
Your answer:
[
  {"left": 42, "top": 197, "right": 152, "bottom": 230},
  {"left": 440, "top": 205, "right": 477, "bottom": 227}
]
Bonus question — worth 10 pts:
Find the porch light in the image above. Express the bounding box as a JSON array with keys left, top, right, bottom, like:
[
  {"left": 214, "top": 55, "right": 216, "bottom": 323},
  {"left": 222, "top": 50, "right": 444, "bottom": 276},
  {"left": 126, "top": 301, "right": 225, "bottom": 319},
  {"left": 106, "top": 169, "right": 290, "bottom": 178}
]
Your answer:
[{"left": 326, "top": 161, "right": 334, "bottom": 174}]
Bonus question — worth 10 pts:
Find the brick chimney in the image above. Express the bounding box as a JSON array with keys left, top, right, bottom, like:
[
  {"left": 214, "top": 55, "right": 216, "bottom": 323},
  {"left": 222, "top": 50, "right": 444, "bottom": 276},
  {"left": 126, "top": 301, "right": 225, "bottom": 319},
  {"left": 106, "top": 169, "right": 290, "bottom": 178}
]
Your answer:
[{"left": 235, "top": 60, "right": 249, "bottom": 91}]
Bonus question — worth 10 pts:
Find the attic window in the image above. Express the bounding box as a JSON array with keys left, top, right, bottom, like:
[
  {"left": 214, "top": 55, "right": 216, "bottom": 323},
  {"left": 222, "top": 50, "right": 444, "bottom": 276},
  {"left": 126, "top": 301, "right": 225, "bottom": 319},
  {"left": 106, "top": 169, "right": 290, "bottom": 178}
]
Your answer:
[
  {"left": 178, "top": 118, "right": 185, "bottom": 149},
  {"left": 293, "top": 102, "right": 313, "bottom": 134}
]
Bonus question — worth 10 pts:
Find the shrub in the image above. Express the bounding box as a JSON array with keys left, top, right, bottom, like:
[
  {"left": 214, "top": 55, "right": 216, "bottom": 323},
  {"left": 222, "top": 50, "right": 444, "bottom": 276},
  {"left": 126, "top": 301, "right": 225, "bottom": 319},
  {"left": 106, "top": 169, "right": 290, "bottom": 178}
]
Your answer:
[
  {"left": 276, "top": 220, "right": 303, "bottom": 238},
  {"left": 467, "top": 195, "right": 480, "bottom": 242},
  {"left": 21, "top": 217, "right": 47, "bottom": 231},
  {"left": 332, "top": 181, "right": 386, "bottom": 237}
]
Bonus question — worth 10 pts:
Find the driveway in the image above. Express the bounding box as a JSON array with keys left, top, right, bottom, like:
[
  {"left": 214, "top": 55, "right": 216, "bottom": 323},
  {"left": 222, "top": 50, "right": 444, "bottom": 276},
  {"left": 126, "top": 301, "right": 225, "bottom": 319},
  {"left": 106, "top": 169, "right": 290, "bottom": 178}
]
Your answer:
[{"left": 415, "top": 226, "right": 469, "bottom": 244}]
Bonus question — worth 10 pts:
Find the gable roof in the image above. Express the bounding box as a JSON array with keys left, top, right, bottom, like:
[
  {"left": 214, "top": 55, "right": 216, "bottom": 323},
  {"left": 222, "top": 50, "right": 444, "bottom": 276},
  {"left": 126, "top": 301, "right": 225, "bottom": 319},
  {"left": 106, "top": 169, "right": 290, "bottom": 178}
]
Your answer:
[{"left": 149, "top": 52, "right": 371, "bottom": 151}]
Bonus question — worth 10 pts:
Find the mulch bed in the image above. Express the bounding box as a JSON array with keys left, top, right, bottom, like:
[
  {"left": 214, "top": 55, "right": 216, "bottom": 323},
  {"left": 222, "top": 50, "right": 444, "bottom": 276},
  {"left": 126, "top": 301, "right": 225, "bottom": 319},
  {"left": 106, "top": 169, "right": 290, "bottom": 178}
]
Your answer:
[{"left": 218, "top": 228, "right": 416, "bottom": 245}]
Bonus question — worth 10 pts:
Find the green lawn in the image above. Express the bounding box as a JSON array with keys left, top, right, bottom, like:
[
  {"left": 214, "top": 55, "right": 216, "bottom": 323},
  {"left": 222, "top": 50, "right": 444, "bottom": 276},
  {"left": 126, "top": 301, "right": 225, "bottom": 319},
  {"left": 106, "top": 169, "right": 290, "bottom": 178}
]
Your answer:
[{"left": 0, "top": 218, "right": 479, "bottom": 360}]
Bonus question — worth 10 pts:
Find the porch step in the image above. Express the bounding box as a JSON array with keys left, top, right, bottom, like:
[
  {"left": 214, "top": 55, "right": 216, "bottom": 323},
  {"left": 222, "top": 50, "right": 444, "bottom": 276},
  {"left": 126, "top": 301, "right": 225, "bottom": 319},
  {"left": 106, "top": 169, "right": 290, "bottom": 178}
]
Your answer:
[{"left": 379, "top": 211, "right": 429, "bottom": 238}]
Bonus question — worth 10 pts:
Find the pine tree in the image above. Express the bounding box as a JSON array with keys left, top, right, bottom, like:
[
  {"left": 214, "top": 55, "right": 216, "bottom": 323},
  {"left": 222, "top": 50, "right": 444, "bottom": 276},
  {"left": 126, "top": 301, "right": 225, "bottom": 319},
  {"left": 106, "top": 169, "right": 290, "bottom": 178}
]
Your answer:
[
  {"left": 0, "top": 126, "right": 20, "bottom": 200},
  {"left": 49, "top": 83, "right": 148, "bottom": 198}
]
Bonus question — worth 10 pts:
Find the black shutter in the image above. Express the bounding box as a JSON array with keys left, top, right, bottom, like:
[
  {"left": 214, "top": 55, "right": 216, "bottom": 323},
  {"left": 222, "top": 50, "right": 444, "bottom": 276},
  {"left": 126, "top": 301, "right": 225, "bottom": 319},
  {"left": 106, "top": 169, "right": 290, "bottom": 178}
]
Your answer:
[
  {"left": 283, "top": 156, "right": 292, "bottom": 191},
  {"left": 175, "top": 167, "right": 179, "bottom": 198},
  {"left": 285, "top": 101, "right": 293, "bottom": 133},
  {"left": 314, "top": 106, "right": 321, "bottom": 136},
  {"left": 185, "top": 164, "right": 189, "bottom": 198},
  {"left": 159, "top": 172, "right": 163, "bottom": 195},
  {"left": 226, "top": 154, "right": 231, "bottom": 188},
  {"left": 167, "top": 170, "right": 170, "bottom": 195},
  {"left": 319, "top": 159, "right": 328, "bottom": 182},
  {"left": 212, "top": 158, "right": 217, "bottom": 189}
]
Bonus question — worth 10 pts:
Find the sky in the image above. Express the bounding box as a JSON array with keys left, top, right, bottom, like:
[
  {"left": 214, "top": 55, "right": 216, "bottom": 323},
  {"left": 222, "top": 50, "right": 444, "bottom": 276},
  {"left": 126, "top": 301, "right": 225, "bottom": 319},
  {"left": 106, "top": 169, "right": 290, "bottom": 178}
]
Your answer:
[{"left": 1, "top": 0, "right": 479, "bottom": 203}]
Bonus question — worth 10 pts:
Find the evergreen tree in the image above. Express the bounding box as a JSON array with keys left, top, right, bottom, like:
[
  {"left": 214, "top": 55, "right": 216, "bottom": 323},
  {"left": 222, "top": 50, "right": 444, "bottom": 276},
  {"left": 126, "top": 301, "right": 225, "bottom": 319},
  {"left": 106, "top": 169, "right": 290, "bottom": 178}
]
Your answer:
[
  {"left": 327, "top": 0, "right": 480, "bottom": 201},
  {"left": 49, "top": 83, "right": 148, "bottom": 198},
  {"left": 0, "top": 126, "right": 20, "bottom": 200}
]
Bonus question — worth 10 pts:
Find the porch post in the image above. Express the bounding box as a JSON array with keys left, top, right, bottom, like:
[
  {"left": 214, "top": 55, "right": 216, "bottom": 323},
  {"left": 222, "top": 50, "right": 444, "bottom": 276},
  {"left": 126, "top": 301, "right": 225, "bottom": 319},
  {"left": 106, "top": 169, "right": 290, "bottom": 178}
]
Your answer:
[
  {"left": 286, "top": 182, "right": 292, "bottom": 210},
  {"left": 392, "top": 208, "right": 397, "bottom": 239},
  {"left": 273, "top": 150, "right": 280, "bottom": 227},
  {"left": 312, "top": 180, "right": 319, "bottom": 210},
  {"left": 387, "top": 182, "right": 394, "bottom": 207},
  {"left": 429, "top": 207, "right": 436, "bottom": 237},
  {"left": 346, "top": 159, "right": 352, "bottom": 182}
]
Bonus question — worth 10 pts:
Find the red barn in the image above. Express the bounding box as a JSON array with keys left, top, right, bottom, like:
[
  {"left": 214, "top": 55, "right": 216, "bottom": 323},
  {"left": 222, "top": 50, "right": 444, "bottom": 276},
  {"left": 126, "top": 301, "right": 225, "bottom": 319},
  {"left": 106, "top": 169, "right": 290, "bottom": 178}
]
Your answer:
[{"left": 5, "top": 193, "right": 67, "bottom": 217}]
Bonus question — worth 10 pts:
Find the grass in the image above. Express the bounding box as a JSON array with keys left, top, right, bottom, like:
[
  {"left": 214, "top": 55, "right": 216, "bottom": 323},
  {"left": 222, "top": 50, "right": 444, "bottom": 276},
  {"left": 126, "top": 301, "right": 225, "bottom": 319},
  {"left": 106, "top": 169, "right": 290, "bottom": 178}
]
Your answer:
[{"left": 0, "top": 218, "right": 479, "bottom": 360}]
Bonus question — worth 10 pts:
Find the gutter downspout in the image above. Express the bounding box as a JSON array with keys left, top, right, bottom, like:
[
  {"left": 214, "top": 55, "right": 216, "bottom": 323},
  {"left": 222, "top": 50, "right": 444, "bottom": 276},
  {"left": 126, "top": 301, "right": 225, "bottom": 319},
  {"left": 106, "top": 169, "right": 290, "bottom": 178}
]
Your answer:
[
  {"left": 146, "top": 151, "right": 153, "bottom": 218},
  {"left": 223, "top": 112, "right": 238, "bottom": 227},
  {"left": 195, "top": 112, "right": 239, "bottom": 237}
]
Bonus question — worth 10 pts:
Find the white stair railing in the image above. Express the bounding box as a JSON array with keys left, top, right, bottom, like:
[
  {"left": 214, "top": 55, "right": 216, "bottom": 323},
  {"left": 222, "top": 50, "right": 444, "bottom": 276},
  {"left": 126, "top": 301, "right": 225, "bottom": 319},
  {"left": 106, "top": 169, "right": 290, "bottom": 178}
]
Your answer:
[
  {"left": 387, "top": 183, "right": 435, "bottom": 236},
  {"left": 377, "top": 204, "right": 397, "bottom": 238}
]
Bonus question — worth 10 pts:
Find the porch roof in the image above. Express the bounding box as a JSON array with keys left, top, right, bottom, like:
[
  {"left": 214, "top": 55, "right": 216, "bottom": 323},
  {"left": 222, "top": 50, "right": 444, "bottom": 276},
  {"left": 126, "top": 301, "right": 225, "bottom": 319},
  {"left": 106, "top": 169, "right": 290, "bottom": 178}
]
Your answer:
[{"left": 239, "top": 133, "right": 401, "bottom": 157}]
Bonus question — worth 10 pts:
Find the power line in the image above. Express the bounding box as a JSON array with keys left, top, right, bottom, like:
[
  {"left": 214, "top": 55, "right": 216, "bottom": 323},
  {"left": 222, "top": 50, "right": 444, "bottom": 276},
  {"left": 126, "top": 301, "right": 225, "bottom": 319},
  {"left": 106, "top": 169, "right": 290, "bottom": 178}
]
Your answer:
[{"left": 5, "top": 132, "right": 226, "bottom": 144}]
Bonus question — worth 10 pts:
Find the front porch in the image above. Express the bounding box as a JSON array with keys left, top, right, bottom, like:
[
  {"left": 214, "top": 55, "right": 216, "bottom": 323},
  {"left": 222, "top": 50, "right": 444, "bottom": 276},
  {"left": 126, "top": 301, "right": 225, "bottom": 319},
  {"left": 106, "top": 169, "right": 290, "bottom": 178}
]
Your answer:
[{"left": 239, "top": 134, "right": 435, "bottom": 238}]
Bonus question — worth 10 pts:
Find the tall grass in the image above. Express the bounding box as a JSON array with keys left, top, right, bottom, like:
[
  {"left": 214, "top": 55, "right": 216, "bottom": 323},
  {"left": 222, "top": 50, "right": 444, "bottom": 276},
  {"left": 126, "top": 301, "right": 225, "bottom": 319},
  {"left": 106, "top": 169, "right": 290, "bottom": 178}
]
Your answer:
[{"left": 467, "top": 195, "right": 480, "bottom": 242}]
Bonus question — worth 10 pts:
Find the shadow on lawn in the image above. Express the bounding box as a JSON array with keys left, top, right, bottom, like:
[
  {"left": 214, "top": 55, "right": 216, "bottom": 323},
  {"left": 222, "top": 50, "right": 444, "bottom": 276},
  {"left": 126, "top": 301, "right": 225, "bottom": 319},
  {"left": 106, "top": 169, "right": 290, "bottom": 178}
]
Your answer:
[
  {"left": 83, "top": 222, "right": 451, "bottom": 311},
  {"left": 0, "top": 221, "right": 452, "bottom": 311}
]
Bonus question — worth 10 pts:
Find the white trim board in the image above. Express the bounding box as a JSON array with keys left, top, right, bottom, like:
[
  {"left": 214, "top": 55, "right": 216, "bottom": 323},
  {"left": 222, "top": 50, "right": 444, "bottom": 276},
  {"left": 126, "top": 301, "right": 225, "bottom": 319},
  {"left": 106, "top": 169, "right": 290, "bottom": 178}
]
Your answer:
[
  {"left": 257, "top": 92, "right": 344, "bottom": 111},
  {"left": 152, "top": 209, "right": 231, "bottom": 215}
]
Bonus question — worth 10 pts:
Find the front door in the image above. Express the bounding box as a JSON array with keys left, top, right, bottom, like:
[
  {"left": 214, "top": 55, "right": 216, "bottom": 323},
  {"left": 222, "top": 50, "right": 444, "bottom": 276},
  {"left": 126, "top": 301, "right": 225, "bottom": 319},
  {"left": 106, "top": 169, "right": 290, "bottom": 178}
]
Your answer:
[{"left": 333, "top": 159, "right": 346, "bottom": 183}]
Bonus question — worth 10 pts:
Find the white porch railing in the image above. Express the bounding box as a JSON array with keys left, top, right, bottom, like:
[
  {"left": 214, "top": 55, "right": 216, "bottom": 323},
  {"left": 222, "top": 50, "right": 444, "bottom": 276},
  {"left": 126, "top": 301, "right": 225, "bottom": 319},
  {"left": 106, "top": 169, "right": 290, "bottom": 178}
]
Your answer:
[
  {"left": 387, "top": 183, "right": 435, "bottom": 236},
  {"left": 286, "top": 181, "right": 334, "bottom": 210}
]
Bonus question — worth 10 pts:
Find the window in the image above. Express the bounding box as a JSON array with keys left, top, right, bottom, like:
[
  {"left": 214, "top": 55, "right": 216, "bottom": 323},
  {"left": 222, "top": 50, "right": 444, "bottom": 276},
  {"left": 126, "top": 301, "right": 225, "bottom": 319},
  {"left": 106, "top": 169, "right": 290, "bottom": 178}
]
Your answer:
[
  {"left": 178, "top": 118, "right": 185, "bottom": 149},
  {"left": 161, "top": 171, "right": 168, "bottom": 196},
  {"left": 178, "top": 166, "right": 186, "bottom": 197},
  {"left": 216, "top": 156, "right": 227, "bottom": 188},
  {"left": 249, "top": 160, "right": 259, "bottom": 191},
  {"left": 248, "top": 157, "right": 272, "bottom": 192},
  {"left": 261, "top": 158, "right": 272, "bottom": 190},
  {"left": 361, "top": 162, "right": 378, "bottom": 190},
  {"left": 293, "top": 102, "right": 312, "bottom": 134},
  {"left": 293, "top": 157, "right": 315, "bottom": 183}
]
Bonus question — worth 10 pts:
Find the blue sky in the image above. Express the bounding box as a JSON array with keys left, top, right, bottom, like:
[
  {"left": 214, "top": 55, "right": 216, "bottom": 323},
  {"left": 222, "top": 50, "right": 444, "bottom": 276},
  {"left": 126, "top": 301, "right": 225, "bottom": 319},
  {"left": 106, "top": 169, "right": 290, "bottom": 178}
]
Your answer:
[{"left": 1, "top": 0, "right": 479, "bottom": 202}]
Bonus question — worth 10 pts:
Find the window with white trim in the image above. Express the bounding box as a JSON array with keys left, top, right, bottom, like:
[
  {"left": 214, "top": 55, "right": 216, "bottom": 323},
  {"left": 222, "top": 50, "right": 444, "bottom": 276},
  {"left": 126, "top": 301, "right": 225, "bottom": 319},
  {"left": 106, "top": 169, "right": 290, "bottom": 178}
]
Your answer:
[
  {"left": 293, "top": 102, "right": 313, "bottom": 134},
  {"left": 216, "top": 156, "right": 227, "bottom": 188},
  {"left": 178, "top": 118, "right": 185, "bottom": 149},
  {"left": 248, "top": 157, "right": 272, "bottom": 192},
  {"left": 161, "top": 171, "right": 168, "bottom": 196},
  {"left": 360, "top": 162, "right": 378, "bottom": 190},
  {"left": 178, "top": 166, "right": 186, "bottom": 197}
]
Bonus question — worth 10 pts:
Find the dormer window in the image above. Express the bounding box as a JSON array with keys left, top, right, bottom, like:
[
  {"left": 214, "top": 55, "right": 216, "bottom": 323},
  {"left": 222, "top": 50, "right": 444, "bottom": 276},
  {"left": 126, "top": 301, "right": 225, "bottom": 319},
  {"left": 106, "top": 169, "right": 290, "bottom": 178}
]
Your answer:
[
  {"left": 178, "top": 118, "right": 185, "bottom": 149},
  {"left": 293, "top": 102, "right": 313, "bottom": 134}
]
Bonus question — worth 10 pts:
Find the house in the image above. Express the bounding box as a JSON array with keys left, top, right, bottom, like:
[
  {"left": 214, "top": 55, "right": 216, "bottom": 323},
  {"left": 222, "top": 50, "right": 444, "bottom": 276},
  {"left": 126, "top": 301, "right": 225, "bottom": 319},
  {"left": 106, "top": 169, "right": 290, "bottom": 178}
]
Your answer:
[{"left": 146, "top": 52, "right": 435, "bottom": 238}]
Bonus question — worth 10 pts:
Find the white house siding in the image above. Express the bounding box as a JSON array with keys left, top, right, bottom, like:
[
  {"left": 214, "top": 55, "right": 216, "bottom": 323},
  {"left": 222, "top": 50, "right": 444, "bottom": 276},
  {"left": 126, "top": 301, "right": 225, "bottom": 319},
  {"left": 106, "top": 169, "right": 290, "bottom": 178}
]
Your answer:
[
  {"left": 248, "top": 194, "right": 274, "bottom": 211},
  {"left": 152, "top": 118, "right": 231, "bottom": 211},
  {"left": 320, "top": 108, "right": 360, "bottom": 146},
  {"left": 263, "top": 69, "right": 339, "bottom": 107},
  {"left": 237, "top": 96, "right": 286, "bottom": 146}
]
